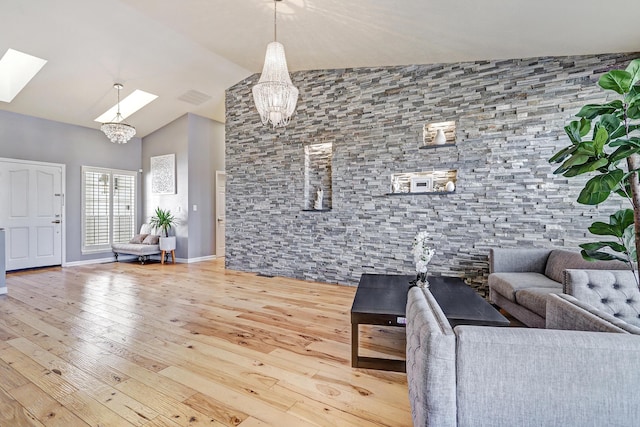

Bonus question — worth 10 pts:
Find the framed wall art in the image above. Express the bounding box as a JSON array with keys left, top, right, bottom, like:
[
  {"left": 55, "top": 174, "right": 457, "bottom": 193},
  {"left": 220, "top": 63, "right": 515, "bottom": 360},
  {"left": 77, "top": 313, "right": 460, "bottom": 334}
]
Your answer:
[{"left": 151, "top": 153, "right": 175, "bottom": 194}]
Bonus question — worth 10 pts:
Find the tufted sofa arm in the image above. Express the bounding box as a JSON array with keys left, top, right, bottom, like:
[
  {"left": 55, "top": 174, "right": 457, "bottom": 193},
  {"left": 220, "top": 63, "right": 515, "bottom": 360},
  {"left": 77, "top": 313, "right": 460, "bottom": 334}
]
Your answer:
[{"left": 563, "top": 269, "right": 640, "bottom": 328}]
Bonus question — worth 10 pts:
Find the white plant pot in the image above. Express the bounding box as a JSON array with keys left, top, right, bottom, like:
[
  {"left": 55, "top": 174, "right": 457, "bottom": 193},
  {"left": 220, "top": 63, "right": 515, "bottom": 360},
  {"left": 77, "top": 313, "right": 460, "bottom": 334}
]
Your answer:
[{"left": 159, "top": 236, "right": 176, "bottom": 251}]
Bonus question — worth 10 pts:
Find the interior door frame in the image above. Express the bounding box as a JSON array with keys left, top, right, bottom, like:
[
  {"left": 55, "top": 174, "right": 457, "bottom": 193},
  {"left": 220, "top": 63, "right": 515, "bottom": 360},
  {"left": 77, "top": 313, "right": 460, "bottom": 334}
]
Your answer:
[
  {"left": 0, "top": 157, "right": 66, "bottom": 268},
  {"left": 215, "top": 170, "right": 225, "bottom": 257}
]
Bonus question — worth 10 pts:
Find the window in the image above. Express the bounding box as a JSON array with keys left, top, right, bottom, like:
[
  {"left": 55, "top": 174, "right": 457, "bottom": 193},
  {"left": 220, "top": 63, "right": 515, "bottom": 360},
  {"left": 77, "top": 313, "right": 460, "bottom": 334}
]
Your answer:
[{"left": 82, "top": 166, "right": 136, "bottom": 254}]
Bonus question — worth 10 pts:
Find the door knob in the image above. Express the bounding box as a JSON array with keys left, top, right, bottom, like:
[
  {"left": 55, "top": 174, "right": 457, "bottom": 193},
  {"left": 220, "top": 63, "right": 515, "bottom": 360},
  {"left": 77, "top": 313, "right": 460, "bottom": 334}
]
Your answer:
[{"left": 51, "top": 220, "right": 61, "bottom": 224}]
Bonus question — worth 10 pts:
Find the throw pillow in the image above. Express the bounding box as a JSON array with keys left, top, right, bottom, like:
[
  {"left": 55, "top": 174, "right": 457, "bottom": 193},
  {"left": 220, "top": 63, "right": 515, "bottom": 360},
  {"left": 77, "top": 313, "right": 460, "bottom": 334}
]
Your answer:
[
  {"left": 129, "top": 234, "right": 149, "bottom": 244},
  {"left": 142, "top": 234, "right": 160, "bottom": 245}
]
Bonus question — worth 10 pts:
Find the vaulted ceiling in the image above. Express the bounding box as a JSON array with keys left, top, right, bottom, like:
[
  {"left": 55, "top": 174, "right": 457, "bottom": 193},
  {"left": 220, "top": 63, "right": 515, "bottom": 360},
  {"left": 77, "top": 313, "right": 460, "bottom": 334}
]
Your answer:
[{"left": 1, "top": 0, "right": 639, "bottom": 137}]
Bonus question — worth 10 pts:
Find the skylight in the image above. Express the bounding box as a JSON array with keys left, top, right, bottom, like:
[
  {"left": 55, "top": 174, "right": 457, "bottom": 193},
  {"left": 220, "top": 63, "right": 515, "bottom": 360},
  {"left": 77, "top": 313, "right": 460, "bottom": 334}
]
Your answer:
[
  {"left": 0, "top": 49, "right": 47, "bottom": 103},
  {"left": 94, "top": 89, "right": 158, "bottom": 123}
]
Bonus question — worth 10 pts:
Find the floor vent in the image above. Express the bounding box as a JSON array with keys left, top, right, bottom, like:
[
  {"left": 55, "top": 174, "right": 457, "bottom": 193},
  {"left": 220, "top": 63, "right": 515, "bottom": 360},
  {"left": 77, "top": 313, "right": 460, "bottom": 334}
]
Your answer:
[{"left": 257, "top": 273, "right": 274, "bottom": 278}]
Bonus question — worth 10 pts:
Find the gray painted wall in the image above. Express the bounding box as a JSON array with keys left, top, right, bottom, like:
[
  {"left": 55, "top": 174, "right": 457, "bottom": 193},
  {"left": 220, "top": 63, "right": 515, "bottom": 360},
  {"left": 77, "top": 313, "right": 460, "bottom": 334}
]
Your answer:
[
  {"left": 142, "top": 114, "right": 189, "bottom": 259},
  {"left": 142, "top": 113, "right": 225, "bottom": 260},
  {"left": 188, "top": 114, "right": 225, "bottom": 259},
  {"left": 225, "top": 52, "right": 638, "bottom": 293},
  {"left": 0, "top": 109, "right": 142, "bottom": 263}
]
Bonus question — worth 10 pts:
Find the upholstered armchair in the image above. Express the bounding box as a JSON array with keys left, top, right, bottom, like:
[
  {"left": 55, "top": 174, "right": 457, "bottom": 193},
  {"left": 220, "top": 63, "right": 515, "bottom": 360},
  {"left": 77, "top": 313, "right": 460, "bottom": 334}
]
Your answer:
[{"left": 546, "top": 269, "right": 640, "bottom": 333}]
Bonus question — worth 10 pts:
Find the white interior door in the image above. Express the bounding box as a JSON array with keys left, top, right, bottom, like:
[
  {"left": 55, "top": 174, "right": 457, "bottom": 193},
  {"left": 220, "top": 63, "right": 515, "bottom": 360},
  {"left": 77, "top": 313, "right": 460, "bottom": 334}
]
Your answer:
[
  {"left": 0, "top": 160, "right": 63, "bottom": 270},
  {"left": 215, "top": 171, "right": 225, "bottom": 257}
]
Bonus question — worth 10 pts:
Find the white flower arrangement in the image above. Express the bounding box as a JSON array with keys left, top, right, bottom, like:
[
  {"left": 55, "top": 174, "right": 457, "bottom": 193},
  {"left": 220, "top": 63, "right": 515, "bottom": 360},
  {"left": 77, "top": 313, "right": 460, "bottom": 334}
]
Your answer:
[{"left": 412, "top": 231, "right": 435, "bottom": 273}]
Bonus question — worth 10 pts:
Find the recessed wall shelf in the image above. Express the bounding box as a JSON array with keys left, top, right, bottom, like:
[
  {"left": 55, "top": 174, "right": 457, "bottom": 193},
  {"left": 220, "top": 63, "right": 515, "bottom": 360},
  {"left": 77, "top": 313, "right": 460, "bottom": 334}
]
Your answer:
[
  {"left": 304, "top": 142, "right": 333, "bottom": 210},
  {"left": 419, "top": 142, "right": 456, "bottom": 150},
  {"left": 390, "top": 169, "right": 457, "bottom": 194},
  {"left": 422, "top": 121, "right": 456, "bottom": 148},
  {"left": 384, "top": 191, "right": 456, "bottom": 196}
]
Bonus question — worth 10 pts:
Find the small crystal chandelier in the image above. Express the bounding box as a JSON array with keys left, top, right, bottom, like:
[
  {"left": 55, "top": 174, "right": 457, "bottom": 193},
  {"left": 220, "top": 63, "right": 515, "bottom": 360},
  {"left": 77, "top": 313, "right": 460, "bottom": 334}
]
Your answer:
[
  {"left": 101, "top": 83, "right": 136, "bottom": 144},
  {"left": 252, "top": 0, "right": 299, "bottom": 128}
]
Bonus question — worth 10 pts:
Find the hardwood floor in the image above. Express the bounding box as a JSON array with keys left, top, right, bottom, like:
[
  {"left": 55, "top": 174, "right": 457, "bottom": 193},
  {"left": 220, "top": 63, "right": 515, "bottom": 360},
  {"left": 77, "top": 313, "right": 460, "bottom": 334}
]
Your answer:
[{"left": 0, "top": 259, "right": 411, "bottom": 426}]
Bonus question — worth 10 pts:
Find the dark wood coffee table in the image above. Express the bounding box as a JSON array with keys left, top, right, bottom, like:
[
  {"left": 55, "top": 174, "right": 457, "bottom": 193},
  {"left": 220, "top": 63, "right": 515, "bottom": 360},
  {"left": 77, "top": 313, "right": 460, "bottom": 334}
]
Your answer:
[{"left": 351, "top": 273, "right": 509, "bottom": 372}]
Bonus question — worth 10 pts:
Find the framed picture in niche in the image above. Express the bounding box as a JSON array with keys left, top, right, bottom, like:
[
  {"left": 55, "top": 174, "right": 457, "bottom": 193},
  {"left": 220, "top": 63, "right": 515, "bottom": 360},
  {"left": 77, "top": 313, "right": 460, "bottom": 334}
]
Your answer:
[
  {"left": 410, "top": 176, "right": 433, "bottom": 193},
  {"left": 151, "top": 153, "right": 176, "bottom": 194}
]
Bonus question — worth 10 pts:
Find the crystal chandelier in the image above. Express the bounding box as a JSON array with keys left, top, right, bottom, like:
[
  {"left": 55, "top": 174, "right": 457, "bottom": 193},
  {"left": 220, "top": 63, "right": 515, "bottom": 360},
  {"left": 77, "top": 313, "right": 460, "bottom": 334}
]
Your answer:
[
  {"left": 252, "top": 0, "right": 299, "bottom": 128},
  {"left": 101, "top": 83, "right": 136, "bottom": 144}
]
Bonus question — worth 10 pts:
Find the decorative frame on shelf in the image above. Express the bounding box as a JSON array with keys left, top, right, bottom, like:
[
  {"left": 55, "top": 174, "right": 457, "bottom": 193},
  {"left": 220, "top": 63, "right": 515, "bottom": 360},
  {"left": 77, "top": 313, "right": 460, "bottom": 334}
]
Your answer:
[{"left": 410, "top": 176, "right": 433, "bottom": 193}]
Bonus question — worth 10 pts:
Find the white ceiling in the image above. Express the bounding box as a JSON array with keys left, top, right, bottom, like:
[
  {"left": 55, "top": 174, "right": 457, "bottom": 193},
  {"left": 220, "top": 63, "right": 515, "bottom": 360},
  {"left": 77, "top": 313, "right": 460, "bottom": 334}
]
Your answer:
[{"left": 1, "top": 0, "right": 639, "bottom": 138}]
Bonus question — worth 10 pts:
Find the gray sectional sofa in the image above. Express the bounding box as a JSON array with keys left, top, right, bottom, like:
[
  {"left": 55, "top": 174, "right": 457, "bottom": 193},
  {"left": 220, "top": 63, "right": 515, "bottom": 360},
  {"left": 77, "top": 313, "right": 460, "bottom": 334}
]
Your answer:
[
  {"left": 488, "top": 248, "right": 627, "bottom": 327},
  {"left": 406, "top": 286, "right": 640, "bottom": 427}
]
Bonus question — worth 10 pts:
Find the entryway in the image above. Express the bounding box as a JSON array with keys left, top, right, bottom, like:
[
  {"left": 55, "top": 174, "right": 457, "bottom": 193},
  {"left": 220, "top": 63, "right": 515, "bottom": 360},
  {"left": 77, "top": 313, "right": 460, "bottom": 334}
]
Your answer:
[
  {"left": 0, "top": 158, "right": 64, "bottom": 270},
  {"left": 215, "top": 170, "right": 225, "bottom": 257}
]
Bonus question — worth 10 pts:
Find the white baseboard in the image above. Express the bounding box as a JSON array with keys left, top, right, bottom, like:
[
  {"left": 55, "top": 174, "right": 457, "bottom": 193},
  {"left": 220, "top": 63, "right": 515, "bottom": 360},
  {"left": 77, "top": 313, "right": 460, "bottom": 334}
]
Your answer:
[
  {"left": 0, "top": 287, "right": 7, "bottom": 295},
  {"left": 62, "top": 254, "right": 216, "bottom": 267},
  {"left": 64, "top": 255, "right": 136, "bottom": 267},
  {"left": 183, "top": 255, "right": 217, "bottom": 263}
]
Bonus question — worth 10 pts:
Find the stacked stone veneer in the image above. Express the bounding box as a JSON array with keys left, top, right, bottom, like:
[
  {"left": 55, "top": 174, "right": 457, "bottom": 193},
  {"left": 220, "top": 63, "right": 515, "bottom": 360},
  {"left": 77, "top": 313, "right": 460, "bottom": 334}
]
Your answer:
[{"left": 225, "top": 52, "right": 639, "bottom": 294}]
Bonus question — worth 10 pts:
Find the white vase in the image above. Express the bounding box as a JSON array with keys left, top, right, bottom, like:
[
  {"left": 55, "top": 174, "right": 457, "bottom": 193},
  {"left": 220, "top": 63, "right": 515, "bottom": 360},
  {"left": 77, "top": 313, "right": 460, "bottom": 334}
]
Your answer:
[
  {"left": 445, "top": 181, "right": 455, "bottom": 192},
  {"left": 434, "top": 129, "right": 447, "bottom": 145},
  {"left": 159, "top": 236, "right": 176, "bottom": 251}
]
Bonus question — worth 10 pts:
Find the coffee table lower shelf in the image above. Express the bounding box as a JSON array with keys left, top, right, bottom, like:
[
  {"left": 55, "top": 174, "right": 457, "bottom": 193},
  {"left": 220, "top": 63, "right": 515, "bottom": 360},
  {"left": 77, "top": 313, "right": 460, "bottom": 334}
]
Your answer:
[{"left": 351, "top": 314, "right": 407, "bottom": 372}]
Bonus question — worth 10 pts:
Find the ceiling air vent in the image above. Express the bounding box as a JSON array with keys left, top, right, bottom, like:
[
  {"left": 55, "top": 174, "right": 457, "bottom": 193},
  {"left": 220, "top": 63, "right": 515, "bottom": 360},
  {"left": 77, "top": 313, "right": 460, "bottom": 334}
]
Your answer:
[{"left": 177, "top": 90, "right": 212, "bottom": 106}]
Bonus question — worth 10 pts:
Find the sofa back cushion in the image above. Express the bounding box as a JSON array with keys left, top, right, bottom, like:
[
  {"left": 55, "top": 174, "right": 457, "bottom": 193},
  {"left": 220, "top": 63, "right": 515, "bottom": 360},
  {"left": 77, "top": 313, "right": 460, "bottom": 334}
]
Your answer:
[
  {"left": 544, "top": 249, "right": 627, "bottom": 283},
  {"left": 455, "top": 325, "right": 640, "bottom": 426},
  {"left": 406, "top": 287, "right": 456, "bottom": 427},
  {"left": 564, "top": 269, "right": 640, "bottom": 327},
  {"left": 489, "top": 248, "right": 551, "bottom": 274}
]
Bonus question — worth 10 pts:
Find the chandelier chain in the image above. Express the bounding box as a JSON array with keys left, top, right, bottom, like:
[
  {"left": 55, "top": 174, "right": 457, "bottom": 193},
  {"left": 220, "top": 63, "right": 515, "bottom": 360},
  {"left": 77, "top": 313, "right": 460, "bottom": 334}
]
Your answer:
[{"left": 273, "top": 0, "right": 277, "bottom": 42}]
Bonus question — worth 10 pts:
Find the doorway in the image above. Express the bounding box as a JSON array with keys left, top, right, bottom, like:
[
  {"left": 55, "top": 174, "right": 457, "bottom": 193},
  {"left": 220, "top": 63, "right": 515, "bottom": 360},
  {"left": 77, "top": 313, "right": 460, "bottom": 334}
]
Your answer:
[
  {"left": 215, "top": 170, "right": 225, "bottom": 257},
  {"left": 0, "top": 158, "right": 65, "bottom": 270}
]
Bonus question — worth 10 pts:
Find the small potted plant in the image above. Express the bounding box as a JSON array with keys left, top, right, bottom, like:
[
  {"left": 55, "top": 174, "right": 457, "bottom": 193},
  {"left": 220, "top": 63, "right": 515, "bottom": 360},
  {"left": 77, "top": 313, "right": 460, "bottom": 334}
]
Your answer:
[{"left": 149, "top": 207, "right": 177, "bottom": 251}]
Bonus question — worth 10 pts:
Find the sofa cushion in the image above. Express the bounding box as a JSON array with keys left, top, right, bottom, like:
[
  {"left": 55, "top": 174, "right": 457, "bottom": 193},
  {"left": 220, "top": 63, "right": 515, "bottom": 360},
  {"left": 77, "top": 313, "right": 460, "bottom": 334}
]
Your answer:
[
  {"left": 489, "top": 248, "right": 551, "bottom": 273},
  {"left": 544, "top": 249, "right": 627, "bottom": 283},
  {"left": 142, "top": 234, "right": 160, "bottom": 245},
  {"left": 515, "top": 287, "right": 562, "bottom": 317},
  {"left": 489, "top": 272, "right": 561, "bottom": 303},
  {"left": 129, "top": 233, "right": 149, "bottom": 244}
]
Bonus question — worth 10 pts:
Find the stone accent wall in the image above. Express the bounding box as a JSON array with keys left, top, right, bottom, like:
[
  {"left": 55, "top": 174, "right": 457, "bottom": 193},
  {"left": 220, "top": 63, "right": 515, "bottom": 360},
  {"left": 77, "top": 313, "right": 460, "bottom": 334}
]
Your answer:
[{"left": 225, "top": 53, "right": 639, "bottom": 294}]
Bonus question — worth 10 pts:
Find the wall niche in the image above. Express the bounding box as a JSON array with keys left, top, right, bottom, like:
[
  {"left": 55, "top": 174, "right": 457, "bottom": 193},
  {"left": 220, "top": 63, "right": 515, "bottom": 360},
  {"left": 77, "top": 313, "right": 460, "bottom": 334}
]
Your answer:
[{"left": 304, "top": 142, "right": 333, "bottom": 211}]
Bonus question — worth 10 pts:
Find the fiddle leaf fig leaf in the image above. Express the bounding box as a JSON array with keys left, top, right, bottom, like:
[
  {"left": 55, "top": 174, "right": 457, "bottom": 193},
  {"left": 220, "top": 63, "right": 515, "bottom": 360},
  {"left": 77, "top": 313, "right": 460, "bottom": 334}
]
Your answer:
[
  {"left": 581, "top": 241, "right": 630, "bottom": 259},
  {"left": 577, "top": 103, "right": 619, "bottom": 119},
  {"left": 600, "top": 114, "right": 622, "bottom": 137},
  {"left": 564, "top": 118, "right": 591, "bottom": 144},
  {"left": 628, "top": 100, "right": 640, "bottom": 119},
  {"left": 626, "top": 59, "right": 640, "bottom": 87},
  {"left": 599, "top": 70, "right": 632, "bottom": 94},
  {"left": 577, "top": 169, "right": 624, "bottom": 205},
  {"left": 593, "top": 126, "right": 608, "bottom": 153},
  {"left": 609, "top": 145, "right": 640, "bottom": 163},
  {"left": 549, "top": 145, "right": 577, "bottom": 164},
  {"left": 610, "top": 208, "right": 635, "bottom": 230},
  {"left": 563, "top": 158, "right": 609, "bottom": 177}
]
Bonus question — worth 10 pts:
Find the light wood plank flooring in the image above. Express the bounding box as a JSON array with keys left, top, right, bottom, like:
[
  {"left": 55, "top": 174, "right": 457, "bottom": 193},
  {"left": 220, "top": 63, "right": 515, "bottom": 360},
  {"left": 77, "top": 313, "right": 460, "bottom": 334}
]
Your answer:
[{"left": 0, "top": 259, "right": 411, "bottom": 426}]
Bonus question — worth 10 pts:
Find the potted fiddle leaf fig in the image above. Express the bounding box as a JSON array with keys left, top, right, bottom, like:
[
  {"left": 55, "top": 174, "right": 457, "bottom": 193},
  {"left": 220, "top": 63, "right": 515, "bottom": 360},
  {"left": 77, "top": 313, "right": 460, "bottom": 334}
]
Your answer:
[
  {"left": 549, "top": 58, "right": 640, "bottom": 286},
  {"left": 149, "top": 207, "right": 177, "bottom": 251}
]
